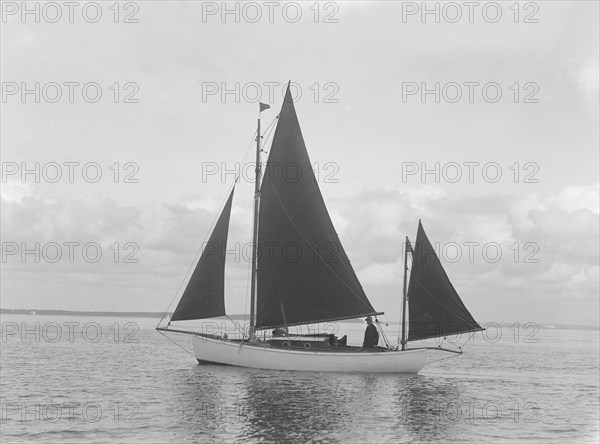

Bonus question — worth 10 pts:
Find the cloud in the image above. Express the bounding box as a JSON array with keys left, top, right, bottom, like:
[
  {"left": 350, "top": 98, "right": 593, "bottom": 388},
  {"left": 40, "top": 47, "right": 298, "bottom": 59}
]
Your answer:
[
  {"left": 1, "top": 175, "right": 598, "bottom": 324},
  {"left": 0, "top": 181, "right": 31, "bottom": 203},
  {"left": 542, "top": 183, "right": 599, "bottom": 214},
  {"left": 327, "top": 183, "right": 599, "bottom": 325},
  {"left": 576, "top": 62, "right": 600, "bottom": 100}
]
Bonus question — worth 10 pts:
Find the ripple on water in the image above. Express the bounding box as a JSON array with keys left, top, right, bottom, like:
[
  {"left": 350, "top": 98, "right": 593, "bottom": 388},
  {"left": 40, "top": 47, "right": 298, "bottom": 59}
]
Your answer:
[{"left": 1, "top": 316, "right": 598, "bottom": 443}]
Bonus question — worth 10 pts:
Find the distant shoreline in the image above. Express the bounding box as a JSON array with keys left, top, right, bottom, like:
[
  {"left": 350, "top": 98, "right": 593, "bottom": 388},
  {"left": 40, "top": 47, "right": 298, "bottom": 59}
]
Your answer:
[
  {"left": 0, "top": 308, "right": 598, "bottom": 330},
  {"left": 1, "top": 308, "right": 164, "bottom": 318},
  {"left": 0, "top": 308, "right": 251, "bottom": 320}
]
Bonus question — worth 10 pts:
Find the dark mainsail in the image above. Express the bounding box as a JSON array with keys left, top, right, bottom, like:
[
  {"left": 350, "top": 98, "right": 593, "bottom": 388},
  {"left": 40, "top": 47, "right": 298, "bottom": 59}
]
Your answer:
[
  {"left": 256, "top": 85, "right": 377, "bottom": 329},
  {"left": 171, "top": 188, "right": 235, "bottom": 322},
  {"left": 406, "top": 221, "right": 482, "bottom": 341}
]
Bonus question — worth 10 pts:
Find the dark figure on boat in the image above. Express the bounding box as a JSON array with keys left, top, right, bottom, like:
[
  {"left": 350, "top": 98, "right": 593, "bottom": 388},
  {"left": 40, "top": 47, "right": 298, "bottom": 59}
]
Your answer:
[
  {"left": 272, "top": 327, "right": 288, "bottom": 337},
  {"left": 328, "top": 334, "right": 348, "bottom": 347},
  {"left": 363, "top": 316, "right": 379, "bottom": 348}
]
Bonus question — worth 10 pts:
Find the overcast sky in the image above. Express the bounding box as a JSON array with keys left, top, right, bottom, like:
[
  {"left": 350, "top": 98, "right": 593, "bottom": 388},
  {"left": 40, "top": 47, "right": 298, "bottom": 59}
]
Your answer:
[{"left": 1, "top": 1, "right": 598, "bottom": 326}]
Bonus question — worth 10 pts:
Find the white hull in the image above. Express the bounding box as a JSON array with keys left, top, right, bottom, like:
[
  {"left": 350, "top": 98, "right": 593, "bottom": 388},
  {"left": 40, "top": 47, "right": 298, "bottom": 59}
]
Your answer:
[{"left": 192, "top": 335, "right": 427, "bottom": 374}]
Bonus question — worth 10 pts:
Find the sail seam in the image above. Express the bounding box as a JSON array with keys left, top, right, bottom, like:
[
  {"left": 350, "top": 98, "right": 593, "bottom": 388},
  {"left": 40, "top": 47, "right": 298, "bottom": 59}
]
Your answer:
[
  {"left": 410, "top": 273, "right": 479, "bottom": 324},
  {"left": 266, "top": 181, "right": 376, "bottom": 313}
]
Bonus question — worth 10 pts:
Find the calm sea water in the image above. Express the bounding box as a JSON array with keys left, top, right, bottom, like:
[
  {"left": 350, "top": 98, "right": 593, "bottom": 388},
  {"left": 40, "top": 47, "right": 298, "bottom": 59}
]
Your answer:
[{"left": 1, "top": 314, "right": 598, "bottom": 443}]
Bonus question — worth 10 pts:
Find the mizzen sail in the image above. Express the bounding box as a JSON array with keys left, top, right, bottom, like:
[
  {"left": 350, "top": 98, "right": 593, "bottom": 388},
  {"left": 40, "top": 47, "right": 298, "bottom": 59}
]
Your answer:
[
  {"left": 171, "top": 188, "right": 235, "bottom": 322},
  {"left": 256, "top": 85, "right": 377, "bottom": 329},
  {"left": 406, "top": 221, "right": 482, "bottom": 341}
]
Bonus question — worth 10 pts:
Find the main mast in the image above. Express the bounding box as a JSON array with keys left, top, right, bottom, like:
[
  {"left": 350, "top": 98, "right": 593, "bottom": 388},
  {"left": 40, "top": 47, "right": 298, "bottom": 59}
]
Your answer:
[
  {"left": 249, "top": 106, "right": 263, "bottom": 341},
  {"left": 401, "top": 236, "right": 410, "bottom": 350}
]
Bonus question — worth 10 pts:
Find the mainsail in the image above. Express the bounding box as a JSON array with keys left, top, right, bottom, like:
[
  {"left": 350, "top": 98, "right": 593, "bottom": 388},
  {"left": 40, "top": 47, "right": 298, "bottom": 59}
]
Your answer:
[
  {"left": 406, "top": 221, "right": 482, "bottom": 341},
  {"left": 256, "top": 86, "right": 378, "bottom": 329},
  {"left": 170, "top": 188, "right": 235, "bottom": 322}
]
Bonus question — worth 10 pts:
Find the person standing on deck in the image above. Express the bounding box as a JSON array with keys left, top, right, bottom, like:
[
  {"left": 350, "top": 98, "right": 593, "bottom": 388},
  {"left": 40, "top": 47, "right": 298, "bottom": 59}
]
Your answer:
[{"left": 362, "top": 316, "right": 379, "bottom": 348}]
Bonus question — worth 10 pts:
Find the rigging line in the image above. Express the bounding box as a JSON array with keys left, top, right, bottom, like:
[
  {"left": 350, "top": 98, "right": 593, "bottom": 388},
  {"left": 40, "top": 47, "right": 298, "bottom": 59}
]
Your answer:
[
  {"left": 267, "top": 182, "right": 375, "bottom": 313},
  {"left": 260, "top": 114, "right": 278, "bottom": 146},
  {"left": 239, "top": 114, "right": 278, "bottom": 168},
  {"left": 157, "top": 128, "right": 258, "bottom": 329},
  {"left": 461, "top": 330, "right": 478, "bottom": 348},
  {"left": 255, "top": 114, "right": 281, "bottom": 190},
  {"left": 254, "top": 116, "right": 278, "bottom": 180},
  {"left": 226, "top": 315, "right": 247, "bottom": 339},
  {"left": 375, "top": 319, "right": 392, "bottom": 349},
  {"left": 428, "top": 352, "right": 460, "bottom": 365},
  {"left": 157, "top": 329, "right": 196, "bottom": 358},
  {"left": 446, "top": 329, "right": 478, "bottom": 350},
  {"left": 382, "top": 329, "right": 392, "bottom": 349}
]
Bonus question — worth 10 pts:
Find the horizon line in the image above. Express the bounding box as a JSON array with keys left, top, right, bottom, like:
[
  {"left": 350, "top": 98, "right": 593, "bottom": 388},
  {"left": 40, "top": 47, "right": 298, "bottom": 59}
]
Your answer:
[{"left": 1, "top": 308, "right": 598, "bottom": 329}]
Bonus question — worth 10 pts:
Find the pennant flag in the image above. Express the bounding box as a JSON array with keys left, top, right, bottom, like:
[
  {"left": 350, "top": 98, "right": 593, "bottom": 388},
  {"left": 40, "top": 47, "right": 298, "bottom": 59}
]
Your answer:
[{"left": 259, "top": 102, "right": 270, "bottom": 112}]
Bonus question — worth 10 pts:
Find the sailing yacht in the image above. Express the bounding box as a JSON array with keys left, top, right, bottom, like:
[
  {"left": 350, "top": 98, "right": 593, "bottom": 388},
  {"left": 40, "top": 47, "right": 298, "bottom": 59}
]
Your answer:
[{"left": 157, "top": 83, "right": 483, "bottom": 373}]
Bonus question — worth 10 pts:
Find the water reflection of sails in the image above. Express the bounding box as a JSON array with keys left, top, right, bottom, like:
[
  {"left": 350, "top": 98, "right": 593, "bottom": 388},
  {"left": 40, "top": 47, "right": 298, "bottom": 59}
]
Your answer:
[
  {"left": 169, "top": 366, "right": 248, "bottom": 442},
  {"left": 240, "top": 371, "right": 346, "bottom": 442},
  {"left": 393, "top": 376, "right": 463, "bottom": 442}
]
